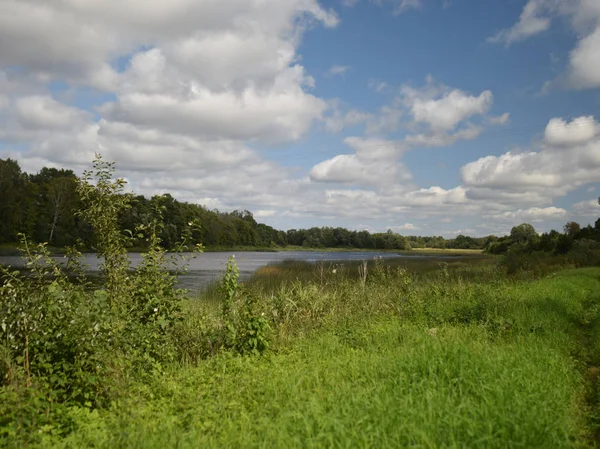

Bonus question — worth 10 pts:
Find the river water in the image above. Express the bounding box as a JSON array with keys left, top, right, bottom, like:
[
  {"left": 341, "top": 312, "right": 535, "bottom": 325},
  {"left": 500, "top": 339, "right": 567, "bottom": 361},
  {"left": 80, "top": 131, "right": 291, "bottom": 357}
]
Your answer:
[{"left": 0, "top": 251, "right": 453, "bottom": 292}]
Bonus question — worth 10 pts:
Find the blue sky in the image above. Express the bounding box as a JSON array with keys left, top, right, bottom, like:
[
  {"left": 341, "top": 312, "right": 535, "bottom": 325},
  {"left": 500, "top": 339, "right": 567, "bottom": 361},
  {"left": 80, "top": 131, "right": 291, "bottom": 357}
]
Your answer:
[{"left": 0, "top": 0, "right": 599, "bottom": 236}]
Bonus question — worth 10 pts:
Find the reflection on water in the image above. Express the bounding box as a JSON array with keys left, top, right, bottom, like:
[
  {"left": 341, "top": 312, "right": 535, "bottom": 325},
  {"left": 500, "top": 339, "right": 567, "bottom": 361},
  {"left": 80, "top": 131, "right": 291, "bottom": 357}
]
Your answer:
[{"left": 0, "top": 251, "right": 456, "bottom": 292}]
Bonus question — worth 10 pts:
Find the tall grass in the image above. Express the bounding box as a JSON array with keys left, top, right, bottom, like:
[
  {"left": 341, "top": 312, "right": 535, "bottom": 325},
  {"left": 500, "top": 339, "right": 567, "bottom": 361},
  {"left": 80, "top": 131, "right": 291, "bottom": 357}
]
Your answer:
[{"left": 33, "top": 266, "right": 600, "bottom": 448}]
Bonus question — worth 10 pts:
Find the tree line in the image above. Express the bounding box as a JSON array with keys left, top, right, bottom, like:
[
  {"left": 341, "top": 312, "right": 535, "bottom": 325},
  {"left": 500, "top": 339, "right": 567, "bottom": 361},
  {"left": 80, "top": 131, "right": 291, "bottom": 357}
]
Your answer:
[
  {"left": 0, "top": 158, "right": 286, "bottom": 249},
  {"left": 487, "top": 216, "right": 600, "bottom": 256},
  {"left": 4, "top": 158, "right": 596, "bottom": 253}
]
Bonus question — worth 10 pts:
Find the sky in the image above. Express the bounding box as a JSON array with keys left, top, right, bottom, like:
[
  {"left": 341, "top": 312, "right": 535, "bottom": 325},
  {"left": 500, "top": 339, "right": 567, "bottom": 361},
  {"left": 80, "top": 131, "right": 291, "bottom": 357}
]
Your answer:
[{"left": 0, "top": 0, "right": 599, "bottom": 237}]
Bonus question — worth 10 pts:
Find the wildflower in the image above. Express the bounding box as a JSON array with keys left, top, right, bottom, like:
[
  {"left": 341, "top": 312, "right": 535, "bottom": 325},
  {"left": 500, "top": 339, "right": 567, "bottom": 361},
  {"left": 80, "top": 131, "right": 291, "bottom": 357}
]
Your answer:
[{"left": 154, "top": 308, "right": 158, "bottom": 312}]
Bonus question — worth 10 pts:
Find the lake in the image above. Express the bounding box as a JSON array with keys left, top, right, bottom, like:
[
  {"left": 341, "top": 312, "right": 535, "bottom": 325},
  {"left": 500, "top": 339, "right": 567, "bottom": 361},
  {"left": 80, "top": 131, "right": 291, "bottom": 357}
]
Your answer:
[{"left": 0, "top": 250, "right": 458, "bottom": 292}]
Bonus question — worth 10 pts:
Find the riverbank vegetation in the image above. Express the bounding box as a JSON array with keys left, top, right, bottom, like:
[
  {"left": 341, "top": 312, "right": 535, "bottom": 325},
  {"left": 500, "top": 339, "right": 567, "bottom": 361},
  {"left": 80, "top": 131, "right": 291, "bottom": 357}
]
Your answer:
[
  {"left": 486, "top": 219, "right": 600, "bottom": 276},
  {"left": 1, "top": 156, "right": 600, "bottom": 447}
]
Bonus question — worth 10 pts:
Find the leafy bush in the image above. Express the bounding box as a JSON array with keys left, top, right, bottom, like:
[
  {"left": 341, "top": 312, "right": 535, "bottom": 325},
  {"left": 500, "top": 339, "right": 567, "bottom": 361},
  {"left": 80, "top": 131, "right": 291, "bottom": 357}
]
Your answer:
[
  {"left": 0, "top": 155, "right": 203, "bottom": 443},
  {"left": 219, "top": 256, "right": 271, "bottom": 355}
]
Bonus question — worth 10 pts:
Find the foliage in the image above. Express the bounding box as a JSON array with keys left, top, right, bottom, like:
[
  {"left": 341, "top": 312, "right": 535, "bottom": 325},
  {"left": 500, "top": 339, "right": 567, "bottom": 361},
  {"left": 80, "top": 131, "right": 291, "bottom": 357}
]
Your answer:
[
  {"left": 219, "top": 256, "right": 271, "bottom": 354},
  {"left": 5, "top": 266, "right": 599, "bottom": 448},
  {"left": 0, "top": 155, "right": 203, "bottom": 444},
  {"left": 0, "top": 236, "right": 110, "bottom": 405},
  {"left": 486, "top": 219, "right": 600, "bottom": 275},
  {"left": 77, "top": 156, "right": 133, "bottom": 308}
]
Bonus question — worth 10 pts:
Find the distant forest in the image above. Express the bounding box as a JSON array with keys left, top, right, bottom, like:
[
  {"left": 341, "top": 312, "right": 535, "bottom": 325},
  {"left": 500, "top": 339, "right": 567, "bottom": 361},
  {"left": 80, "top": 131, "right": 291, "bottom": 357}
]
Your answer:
[{"left": 1, "top": 158, "right": 597, "bottom": 253}]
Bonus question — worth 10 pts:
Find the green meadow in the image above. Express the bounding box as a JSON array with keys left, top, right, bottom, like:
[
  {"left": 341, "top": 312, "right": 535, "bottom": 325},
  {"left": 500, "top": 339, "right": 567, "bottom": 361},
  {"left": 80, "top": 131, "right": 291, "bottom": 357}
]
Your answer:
[{"left": 3, "top": 258, "right": 600, "bottom": 448}]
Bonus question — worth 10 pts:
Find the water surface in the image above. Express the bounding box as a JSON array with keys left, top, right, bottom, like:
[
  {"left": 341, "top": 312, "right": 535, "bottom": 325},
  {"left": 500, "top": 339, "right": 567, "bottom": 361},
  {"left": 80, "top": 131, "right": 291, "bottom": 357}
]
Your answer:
[{"left": 0, "top": 251, "right": 457, "bottom": 292}]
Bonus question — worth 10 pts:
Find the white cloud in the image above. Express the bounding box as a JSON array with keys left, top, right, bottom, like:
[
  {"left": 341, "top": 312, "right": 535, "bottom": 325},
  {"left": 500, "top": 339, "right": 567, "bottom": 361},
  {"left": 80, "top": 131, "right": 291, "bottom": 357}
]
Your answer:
[
  {"left": 544, "top": 116, "right": 598, "bottom": 146},
  {"left": 368, "top": 80, "right": 390, "bottom": 92},
  {"left": 0, "top": 0, "right": 339, "bottom": 88},
  {"left": 487, "top": 0, "right": 551, "bottom": 46},
  {"left": 489, "top": 112, "right": 510, "bottom": 125},
  {"left": 326, "top": 77, "right": 498, "bottom": 146},
  {"left": 484, "top": 206, "right": 567, "bottom": 222},
  {"left": 0, "top": 0, "right": 337, "bottom": 147},
  {"left": 254, "top": 210, "right": 277, "bottom": 218},
  {"left": 365, "top": 105, "right": 404, "bottom": 135},
  {"left": 323, "top": 100, "right": 371, "bottom": 133},
  {"left": 402, "top": 186, "right": 468, "bottom": 207},
  {"left": 405, "top": 125, "right": 483, "bottom": 147},
  {"left": 385, "top": 223, "right": 419, "bottom": 232},
  {"left": 568, "top": 26, "right": 600, "bottom": 88},
  {"left": 309, "top": 137, "right": 410, "bottom": 186},
  {"left": 327, "top": 65, "right": 351, "bottom": 77},
  {"left": 573, "top": 199, "right": 600, "bottom": 217},
  {"left": 462, "top": 115, "right": 600, "bottom": 204},
  {"left": 15, "top": 96, "right": 92, "bottom": 130},
  {"left": 393, "top": 78, "right": 496, "bottom": 147},
  {"left": 404, "top": 87, "right": 493, "bottom": 133}
]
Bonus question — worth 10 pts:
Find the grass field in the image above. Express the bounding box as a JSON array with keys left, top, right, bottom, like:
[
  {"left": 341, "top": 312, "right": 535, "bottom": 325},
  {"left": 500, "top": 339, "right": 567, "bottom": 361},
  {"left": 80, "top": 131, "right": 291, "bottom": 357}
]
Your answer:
[{"left": 7, "top": 262, "right": 596, "bottom": 448}]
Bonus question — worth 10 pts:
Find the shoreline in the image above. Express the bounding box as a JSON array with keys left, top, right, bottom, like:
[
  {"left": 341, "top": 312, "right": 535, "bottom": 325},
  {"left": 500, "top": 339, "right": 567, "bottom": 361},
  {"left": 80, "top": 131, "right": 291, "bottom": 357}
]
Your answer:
[{"left": 0, "top": 242, "right": 484, "bottom": 257}]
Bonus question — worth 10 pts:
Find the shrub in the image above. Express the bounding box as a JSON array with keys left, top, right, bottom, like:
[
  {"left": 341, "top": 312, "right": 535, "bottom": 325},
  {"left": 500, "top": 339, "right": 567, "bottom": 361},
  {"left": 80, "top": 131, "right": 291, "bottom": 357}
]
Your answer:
[{"left": 0, "top": 155, "right": 202, "bottom": 443}]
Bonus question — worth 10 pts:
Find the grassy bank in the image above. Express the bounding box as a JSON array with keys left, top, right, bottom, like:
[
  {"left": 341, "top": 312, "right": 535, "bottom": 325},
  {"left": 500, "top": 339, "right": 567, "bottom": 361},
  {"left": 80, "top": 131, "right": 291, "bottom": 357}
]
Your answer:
[{"left": 4, "top": 260, "right": 600, "bottom": 447}]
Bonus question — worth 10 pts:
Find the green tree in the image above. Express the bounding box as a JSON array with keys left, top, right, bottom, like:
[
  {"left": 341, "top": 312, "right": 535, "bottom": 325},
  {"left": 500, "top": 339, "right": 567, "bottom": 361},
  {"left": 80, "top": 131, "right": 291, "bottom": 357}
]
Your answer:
[
  {"left": 0, "top": 159, "right": 26, "bottom": 243},
  {"left": 510, "top": 223, "right": 537, "bottom": 245},
  {"left": 563, "top": 221, "right": 581, "bottom": 238}
]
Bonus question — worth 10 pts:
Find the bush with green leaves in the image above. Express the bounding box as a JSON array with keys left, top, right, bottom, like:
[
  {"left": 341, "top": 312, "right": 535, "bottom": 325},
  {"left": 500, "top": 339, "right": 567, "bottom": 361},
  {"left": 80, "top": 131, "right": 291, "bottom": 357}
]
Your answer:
[
  {"left": 0, "top": 155, "right": 203, "bottom": 443},
  {"left": 219, "top": 256, "right": 271, "bottom": 355},
  {"left": 0, "top": 238, "right": 111, "bottom": 405}
]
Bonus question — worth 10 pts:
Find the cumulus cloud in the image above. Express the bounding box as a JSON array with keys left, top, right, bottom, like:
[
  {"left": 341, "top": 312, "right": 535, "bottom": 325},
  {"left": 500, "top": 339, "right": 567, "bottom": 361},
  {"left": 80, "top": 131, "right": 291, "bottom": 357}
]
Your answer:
[
  {"left": 402, "top": 86, "right": 492, "bottom": 133},
  {"left": 484, "top": 206, "right": 567, "bottom": 222},
  {"left": 544, "top": 116, "right": 598, "bottom": 146},
  {"left": 0, "top": 0, "right": 337, "bottom": 149},
  {"left": 462, "top": 115, "right": 600, "bottom": 204},
  {"left": 0, "top": 0, "right": 338, "bottom": 87},
  {"left": 568, "top": 26, "right": 600, "bottom": 88},
  {"left": 310, "top": 137, "right": 410, "bottom": 185},
  {"left": 328, "top": 77, "right": 498, "bottom": 146},
  {"left": 392, "top": 77, "right": 496, "bottom": 147},
  {"left": 487, "top": 0, "right": 551, "bottom": 46},
  {"left": 0, "top": 1, "right": 340, "bottom": 176},
  {"left": 15, "top": 96, "right": 92, "bottom": 131},
  {"left": 254, "top": 210, "right": 277, "bottom": 218},
  {"left": 572, "top": 199, "right": 600, "bottom": 217},
  {"left": 401, "top": 186, "right": 468, "bottom": 207}
]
